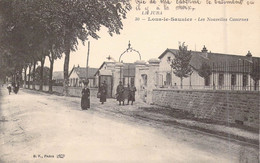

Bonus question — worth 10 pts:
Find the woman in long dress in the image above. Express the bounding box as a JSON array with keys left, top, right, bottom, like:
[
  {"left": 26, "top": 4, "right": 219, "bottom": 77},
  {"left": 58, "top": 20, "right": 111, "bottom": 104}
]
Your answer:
[
  {"left": 81, "top": 82, "right": 90, "bottom": 110},
  {"left": 99, "top": 81, "right": 107, "bottom": 104}
]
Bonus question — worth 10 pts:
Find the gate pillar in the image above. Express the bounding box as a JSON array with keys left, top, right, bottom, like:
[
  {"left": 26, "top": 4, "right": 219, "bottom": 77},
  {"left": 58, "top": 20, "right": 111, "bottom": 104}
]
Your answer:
[{"left": 147, "top": 59, "right": 160, "bottom": 104}]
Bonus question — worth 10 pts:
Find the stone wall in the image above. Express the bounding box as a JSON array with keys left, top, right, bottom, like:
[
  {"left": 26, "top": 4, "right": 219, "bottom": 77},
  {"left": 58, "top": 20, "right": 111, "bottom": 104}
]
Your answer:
[
  {"left": 152, "top": 89, "right": 260, "bottom": 129},
  {"left": 68, "top": 87, "right": 98, "bottom": 97},
  {"left": 25, "top": 85, "right": 98, "bottom": 98}
]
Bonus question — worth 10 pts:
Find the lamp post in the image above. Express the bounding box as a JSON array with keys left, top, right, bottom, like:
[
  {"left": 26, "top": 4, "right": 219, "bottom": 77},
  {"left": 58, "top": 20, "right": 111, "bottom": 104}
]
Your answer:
[
  {"left": 85, "top": 41, "right": 90, "bottom": 84},
  {"left": 167, "top": 57, "right": 173, "bottom": 87}
]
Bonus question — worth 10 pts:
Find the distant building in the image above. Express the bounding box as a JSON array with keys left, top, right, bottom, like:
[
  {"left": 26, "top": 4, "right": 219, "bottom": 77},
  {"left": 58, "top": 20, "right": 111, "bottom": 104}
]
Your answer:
[
  {"left": 158, "top": 46, "right": 260, "bottom": 90},
  {"left": 52, "top": 71, "right": 63, "bottom": 86},
  {"left": 69, "top": 65, "right": 98, "bottom": 88}
]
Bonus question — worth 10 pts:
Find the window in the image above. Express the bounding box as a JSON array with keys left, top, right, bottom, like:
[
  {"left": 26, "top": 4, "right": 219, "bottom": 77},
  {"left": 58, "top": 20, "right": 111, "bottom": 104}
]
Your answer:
[
  {"left": 254, "top": 80, "right": 259, "bottom": 91},
  {"left": 75, "top": 78, "right": 78, "bottom": 87},
  {"left": 167, "top": 56, "right": 171, "bottom": 62},
  {"left": 93, "top": 78, "right": 96, "bottom": 87},
  {"left": 205, "top": 76, "right": 210, "bottom": 86},
  {"left": 130, "top": 77, "right": 135, "bottom": 85},
  {"left": 231, "top": 74, "right": 236, "bottom": 86},
  {"left": 166, "top": 73, "right": 171, "bottom": 85},
  {"left": 141, "top": 74, "right": 147, "bottom": 86},
  {"left": 218, "top": 74, "right": 224, "bottom": 86},
  {"left": 243, "top": 74, "right": 248, "bottom": 87}
]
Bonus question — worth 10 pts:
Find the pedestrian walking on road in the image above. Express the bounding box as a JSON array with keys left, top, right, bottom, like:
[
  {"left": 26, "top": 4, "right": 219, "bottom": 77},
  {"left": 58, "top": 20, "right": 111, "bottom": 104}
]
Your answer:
[
  {"left": 7, "top": 83, "right": 12, "bottom": 95},
  {"left": 127, "top": 83, "right": 136, "bottom": 105},
  {"left": 99, "top": 81, "right": 107, "bottom": 104},
  {"left": 116, "top": 81, "right": 125, "bottom": 105},
  {"left": 13, "top": 83, "right": 19, "bottom": 94},
  {"left": 81, "top": 81, "right": 90, "bottom": 110}
]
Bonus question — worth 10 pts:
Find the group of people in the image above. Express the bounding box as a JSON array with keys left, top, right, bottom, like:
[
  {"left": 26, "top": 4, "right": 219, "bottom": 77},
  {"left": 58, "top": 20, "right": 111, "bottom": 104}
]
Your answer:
[
  {"left": 116, "top": 81, "right": 136, "bottom": 106},
  {"left": 7, "top": 82, "right": 20, "bottom": 95},
  {"left": 81, "top": 80, "right": 137, "bottom": 110}
]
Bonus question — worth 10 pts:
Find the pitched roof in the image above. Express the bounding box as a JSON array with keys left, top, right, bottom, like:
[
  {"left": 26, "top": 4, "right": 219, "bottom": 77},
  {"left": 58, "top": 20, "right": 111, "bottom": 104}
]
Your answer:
[
  {"left": 159, "top": 48, "right": 260, "bottom": 73},
  {"left": 69, "top": 66, "right": 98, "bottom": 79},
  {"left": 94, "top": 61, "right": 115, "bottom": 76},
  {"left": 94, "top": 61, "right": 136, "bottom": 77},
  {"left": 53, "top": 71, "right": 63, "bottom": 80}
]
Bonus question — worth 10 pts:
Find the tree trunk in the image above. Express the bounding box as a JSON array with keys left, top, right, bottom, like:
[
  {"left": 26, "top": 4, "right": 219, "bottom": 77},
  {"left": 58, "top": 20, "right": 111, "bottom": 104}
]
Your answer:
[
  {"left": 32, "top": 61, "right": 36, "bottom": 90},
  {"left": 63, "top": 36, "right": 70, "bottom": 96},
  {"left": 40, "top": 56, "right": 45, "bottom": 91},
  {"left": 13, "top": 73, "right": 16, "bottom": 84},
  {"left": 23, "top": 66, "right": 27, "bottom": 88},
  {"left": 180, "top": 77, "right": 183, "bottom": 89},
  {"left": 28, "top": 65, "right": 32, "bottom": 89},
  {"left": 18, "top": 69, "right": 22, "bottom": 86},
  {"left": 48, "top": 52, "right": 54, "bottom": 93}
]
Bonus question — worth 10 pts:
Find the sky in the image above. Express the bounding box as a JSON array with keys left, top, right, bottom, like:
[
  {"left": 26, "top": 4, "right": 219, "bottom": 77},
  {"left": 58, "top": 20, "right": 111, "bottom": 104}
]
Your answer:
[{"left": 46, "top": 0, "right": 260, "bottom": 72}]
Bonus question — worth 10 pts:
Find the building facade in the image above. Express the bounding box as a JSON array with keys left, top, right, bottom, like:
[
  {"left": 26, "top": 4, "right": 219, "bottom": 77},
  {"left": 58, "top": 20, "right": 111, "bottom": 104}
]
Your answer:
[
  {"left": 94, "top": 46, "right": 259, "bottom": 101},
  {"left": 157, "top": 46, "right": 260, "bottom": 91},
  {"left": 94, "top": 61, "right": 137, "bottom": 98},
  {"left": 69, "top": 65, "right": 98, "bottom": 88},
  {"left": 52, "top": 71, "right": 63, "bottom": 86}
]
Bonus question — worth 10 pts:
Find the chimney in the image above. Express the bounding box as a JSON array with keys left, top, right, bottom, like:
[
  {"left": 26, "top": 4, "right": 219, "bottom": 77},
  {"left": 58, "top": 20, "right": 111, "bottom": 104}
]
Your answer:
[
  {"left": 246, "top": 51, "right": 252, "bottom": 62},
  {"left": 246, "top": 51, "right": 252, "bottom": 57},
  {"left": 201, "top": 45, "right": 208, "bottom": 58}
]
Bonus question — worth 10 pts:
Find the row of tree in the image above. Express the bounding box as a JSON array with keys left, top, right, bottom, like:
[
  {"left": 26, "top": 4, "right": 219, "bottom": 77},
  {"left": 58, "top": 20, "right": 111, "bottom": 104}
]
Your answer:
[{"left": 0, "top": 0, "right": 131, "bottom": 94}]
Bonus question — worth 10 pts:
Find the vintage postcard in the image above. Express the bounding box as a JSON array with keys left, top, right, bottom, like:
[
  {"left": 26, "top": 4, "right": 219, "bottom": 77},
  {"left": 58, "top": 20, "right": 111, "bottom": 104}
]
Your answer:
[{"left": 0, "top": 0, "right": 259, "bottom": 162}]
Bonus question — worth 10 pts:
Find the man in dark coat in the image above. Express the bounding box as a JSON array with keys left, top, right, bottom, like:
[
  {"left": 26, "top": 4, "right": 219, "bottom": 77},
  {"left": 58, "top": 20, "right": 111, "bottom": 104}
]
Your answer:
[
  {"left": 13, "top": 83, "right": 19, "bottom": 94},
  {"left": 116, "top": 81, "right": 125, "bottom": 105},
  {"left": 7, "top": 83, "right": 12, "bottom": 95},
  {"left": 128, "top": 83, "right": 137, "bottom": 105},
  {"left": 99, "top": 81, "right": 107, "bottom": 104},
  {"left": 81, "top": 82, "right": 90, "bottom": 110}
]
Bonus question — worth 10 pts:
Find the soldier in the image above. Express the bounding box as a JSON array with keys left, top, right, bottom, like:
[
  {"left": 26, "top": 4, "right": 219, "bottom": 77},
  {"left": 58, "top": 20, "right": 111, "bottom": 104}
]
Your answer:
[
  {"left": 116, "top": 81, "right": 125, "bottom": 105},
  {"left": 127, "top": 83, "right": 136, "bottom": 105}
]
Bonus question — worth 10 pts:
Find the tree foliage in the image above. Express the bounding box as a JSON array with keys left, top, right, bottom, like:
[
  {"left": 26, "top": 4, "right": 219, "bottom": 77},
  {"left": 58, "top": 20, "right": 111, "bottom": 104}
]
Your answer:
[
  {"left": 198, "top": 62, "right": 212, "bottom": 78},
  {"left": 0, "top": 0, "right": 131, "bottom": 94},
  {"left": 54, "top": 0, "right": 131, "bottom": 95},
  {"left": 171, "top": 43, "right": 193, "bottom": 88}
]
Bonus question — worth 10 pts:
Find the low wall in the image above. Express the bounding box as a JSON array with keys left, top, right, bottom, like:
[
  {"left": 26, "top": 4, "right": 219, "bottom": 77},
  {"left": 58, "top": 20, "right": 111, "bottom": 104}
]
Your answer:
[
  {"left": 25, "top": 85, "right": 98, "bottom": 98},
  {"left": 52, "top": 86, "right": 63, "bottom": 94},
  {"left": 152, "top": 89, "right": 260, "bottom": 129},
  {"left": 68, "top": 87, "right": 98, "bottom": 97}
]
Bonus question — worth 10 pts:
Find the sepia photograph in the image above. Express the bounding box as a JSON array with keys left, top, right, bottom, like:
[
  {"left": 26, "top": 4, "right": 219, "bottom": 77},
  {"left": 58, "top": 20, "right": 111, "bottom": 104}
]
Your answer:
[{"left": 0, "top": 0, "right": 259, "bottom": 162}]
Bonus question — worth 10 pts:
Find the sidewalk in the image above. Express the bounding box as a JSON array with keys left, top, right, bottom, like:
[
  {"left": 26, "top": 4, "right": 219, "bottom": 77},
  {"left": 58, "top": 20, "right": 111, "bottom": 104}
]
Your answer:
[{"left": 23, "top": 88, "right": 260, "bottom": 146}]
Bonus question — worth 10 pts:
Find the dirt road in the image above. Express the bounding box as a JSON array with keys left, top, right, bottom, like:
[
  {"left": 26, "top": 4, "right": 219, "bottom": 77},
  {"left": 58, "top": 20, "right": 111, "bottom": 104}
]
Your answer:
[{"left": 0, "top": 88, "right": 258, "bottom": 163}]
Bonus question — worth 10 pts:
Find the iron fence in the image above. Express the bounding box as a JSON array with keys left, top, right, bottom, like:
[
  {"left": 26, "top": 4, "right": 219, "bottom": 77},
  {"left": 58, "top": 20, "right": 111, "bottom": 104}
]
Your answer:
[{"left": 156, "top": 59, "right": 260, "bottom": 91}]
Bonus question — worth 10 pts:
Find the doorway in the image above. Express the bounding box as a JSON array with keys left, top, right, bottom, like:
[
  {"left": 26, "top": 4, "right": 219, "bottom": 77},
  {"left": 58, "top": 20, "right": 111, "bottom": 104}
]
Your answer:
[{"left": 99, "top": 75, "right": 113, "bottom": 98}]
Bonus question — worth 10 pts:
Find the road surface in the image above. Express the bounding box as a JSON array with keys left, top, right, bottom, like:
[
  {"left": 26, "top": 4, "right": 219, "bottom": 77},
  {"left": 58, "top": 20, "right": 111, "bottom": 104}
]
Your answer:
[{"left": 0, "top": 87, "right": 258, "bottom": 163}]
